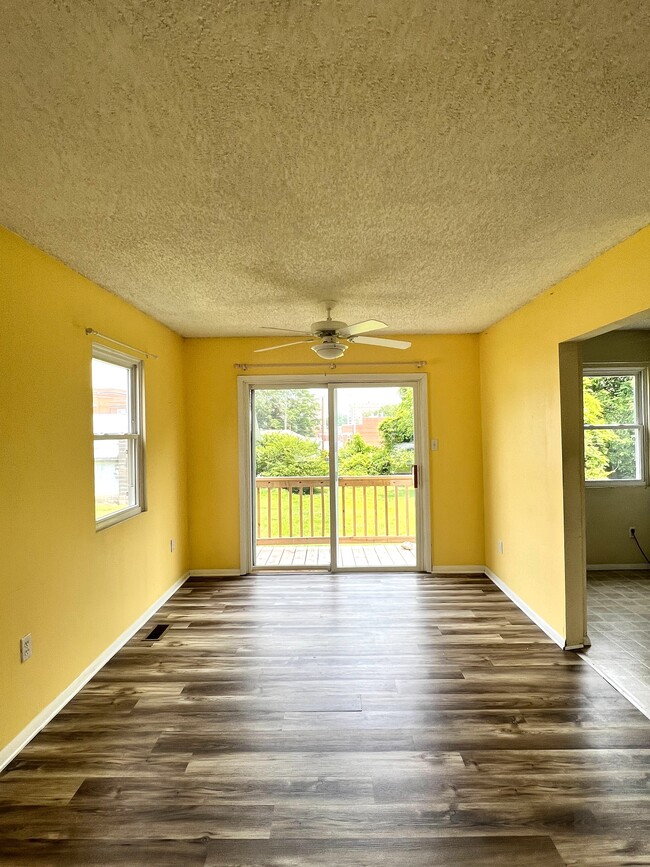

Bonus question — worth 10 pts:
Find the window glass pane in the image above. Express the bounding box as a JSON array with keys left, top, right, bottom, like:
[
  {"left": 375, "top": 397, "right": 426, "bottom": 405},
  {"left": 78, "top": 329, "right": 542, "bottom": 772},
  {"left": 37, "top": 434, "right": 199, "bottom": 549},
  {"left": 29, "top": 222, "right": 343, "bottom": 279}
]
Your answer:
[
  {"left": 584, "top": 428, "right": 640, "bottom": 481},
  {"left": 92, "top": 358, "right": 131, "bottom": 435},
  {"left": 94, "top": 439, "right": 136, "bottom": 519},
  {"left": 583, "top": 375, "right": 637, "bottom": 425}
]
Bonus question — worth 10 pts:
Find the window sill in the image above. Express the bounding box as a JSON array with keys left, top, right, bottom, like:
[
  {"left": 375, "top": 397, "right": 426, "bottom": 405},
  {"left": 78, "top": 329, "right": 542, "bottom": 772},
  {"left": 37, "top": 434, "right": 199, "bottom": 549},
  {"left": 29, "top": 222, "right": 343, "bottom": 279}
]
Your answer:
[
  {"left": 96, "top": 505, "right": 143, "bottom": 531},
  {"left": 585, "top": 480, "right": 647, "bottom": 489}
]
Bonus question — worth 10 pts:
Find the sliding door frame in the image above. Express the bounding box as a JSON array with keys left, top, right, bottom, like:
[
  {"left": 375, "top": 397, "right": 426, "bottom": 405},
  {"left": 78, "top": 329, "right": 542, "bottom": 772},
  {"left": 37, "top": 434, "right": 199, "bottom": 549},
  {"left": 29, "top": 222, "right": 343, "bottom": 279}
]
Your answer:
[{"left": 237, "top": 373, "right": 431, "bottom": 574}]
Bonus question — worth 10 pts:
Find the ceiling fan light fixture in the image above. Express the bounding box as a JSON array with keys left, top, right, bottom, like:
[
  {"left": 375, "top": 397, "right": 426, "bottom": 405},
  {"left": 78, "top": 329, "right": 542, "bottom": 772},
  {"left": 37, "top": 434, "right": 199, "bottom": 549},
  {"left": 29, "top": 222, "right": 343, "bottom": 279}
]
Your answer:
[
  {"left": 259, "top": 305, "right": 400, "bottom": 358},
  {"left": 311, "top": 341, "right": 348, "bottom": 360}
]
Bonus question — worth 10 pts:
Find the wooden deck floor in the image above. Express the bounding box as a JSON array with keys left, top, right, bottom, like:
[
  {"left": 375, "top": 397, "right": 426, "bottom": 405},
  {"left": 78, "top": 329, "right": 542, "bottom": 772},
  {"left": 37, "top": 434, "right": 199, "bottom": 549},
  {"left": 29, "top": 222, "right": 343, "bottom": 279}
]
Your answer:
[
  {"left": 1, "top": 572, "right": 649, "bottom": 865},
  {"left": 255, "top": 543, "right": 417, "bottom": 568}
]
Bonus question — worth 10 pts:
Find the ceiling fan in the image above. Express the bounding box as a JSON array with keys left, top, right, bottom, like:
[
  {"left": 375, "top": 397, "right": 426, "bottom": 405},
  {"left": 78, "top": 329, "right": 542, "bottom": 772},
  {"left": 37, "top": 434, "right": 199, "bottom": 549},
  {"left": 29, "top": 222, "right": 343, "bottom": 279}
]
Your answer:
[{"left": 255, "top": 305, "right": 411, "bottom": 360}]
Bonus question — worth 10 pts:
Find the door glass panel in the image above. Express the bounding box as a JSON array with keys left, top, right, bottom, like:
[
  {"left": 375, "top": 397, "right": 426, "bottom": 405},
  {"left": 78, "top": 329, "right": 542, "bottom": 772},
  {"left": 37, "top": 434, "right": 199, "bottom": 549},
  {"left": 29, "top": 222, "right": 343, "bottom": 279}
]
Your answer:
[
  {"left": 334, "top": 386, "right": 417, "bottom": 569},
  {"left": 252, "top": 388, "right": 330, "bottom": 568}
]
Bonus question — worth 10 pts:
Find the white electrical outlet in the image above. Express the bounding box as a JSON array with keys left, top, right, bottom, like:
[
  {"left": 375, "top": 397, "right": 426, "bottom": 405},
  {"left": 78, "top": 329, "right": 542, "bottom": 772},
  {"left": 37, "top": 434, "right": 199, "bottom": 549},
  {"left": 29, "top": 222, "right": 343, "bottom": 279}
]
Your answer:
[
  {"left": 498, "top": 540, "right": 504, "bottom": 554},
  {"left": 20, "top": 633, "right": 32, "bottom": 663},
  {"left": 170, "top": 538, "right": 176, "bottom": 553}
]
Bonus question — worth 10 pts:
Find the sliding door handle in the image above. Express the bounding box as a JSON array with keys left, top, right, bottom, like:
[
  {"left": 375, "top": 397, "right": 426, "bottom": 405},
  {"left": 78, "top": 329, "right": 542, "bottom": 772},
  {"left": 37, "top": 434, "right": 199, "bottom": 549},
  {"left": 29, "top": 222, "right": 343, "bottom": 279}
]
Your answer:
[{"left": 413, "top": 464, "right": 418, "bottom": 489}]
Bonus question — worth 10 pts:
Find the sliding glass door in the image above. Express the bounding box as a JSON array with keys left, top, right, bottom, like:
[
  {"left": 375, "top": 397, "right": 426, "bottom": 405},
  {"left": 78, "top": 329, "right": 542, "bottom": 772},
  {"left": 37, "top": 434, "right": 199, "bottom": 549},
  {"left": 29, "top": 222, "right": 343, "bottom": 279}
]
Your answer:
[
  {"left": 244, "top": 376, "right": 427, "bottom": 572},
  {"left": 334, "top": 385, "right": 417, "bottom": 569},
  {"left": 252, "top": 386, "right": 330, "bottom": 568}
]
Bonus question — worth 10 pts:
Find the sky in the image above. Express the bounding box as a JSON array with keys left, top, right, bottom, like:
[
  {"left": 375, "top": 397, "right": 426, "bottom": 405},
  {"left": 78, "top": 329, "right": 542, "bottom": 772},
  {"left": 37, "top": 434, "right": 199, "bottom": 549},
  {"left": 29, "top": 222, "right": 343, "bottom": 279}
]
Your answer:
[
  {"left": 303, "top": 386, "right": 402, "bottom": 415},
  {"left": 92, "top": 358, "right": 129, "bottom": 390}
]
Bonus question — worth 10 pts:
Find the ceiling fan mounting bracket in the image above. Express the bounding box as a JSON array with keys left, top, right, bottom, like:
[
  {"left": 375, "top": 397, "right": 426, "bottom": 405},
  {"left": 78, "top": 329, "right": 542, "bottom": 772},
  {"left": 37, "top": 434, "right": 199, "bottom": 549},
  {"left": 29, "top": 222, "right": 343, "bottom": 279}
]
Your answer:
[{"left": 311, "top": 321, "right": 348, "bottom": 337}]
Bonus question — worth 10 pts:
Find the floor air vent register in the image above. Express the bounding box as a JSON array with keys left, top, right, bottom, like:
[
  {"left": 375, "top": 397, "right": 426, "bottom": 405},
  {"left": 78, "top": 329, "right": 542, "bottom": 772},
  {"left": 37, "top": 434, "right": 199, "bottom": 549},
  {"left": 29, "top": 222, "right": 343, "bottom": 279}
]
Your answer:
[{"left": 144, "top": 623, "right": 170, "bottom": 640}]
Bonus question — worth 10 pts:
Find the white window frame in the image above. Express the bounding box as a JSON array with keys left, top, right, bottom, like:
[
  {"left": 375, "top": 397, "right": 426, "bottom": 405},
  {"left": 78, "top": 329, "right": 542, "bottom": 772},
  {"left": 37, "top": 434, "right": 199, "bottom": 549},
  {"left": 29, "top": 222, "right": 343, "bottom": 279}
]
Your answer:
[
  {"left": 583, "top": 363, "right": 648, "bottom": 487},
  {"left": 92, "top": 344, "right": 146, "bottom": 529}
]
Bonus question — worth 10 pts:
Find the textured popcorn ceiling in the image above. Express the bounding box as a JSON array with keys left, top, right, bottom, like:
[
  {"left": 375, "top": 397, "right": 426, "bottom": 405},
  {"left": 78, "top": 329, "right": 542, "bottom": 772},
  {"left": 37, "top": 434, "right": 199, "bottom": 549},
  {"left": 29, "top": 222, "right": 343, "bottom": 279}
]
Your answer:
[{"left": 1, "top": 1, "right": 649, "bottom": 337}]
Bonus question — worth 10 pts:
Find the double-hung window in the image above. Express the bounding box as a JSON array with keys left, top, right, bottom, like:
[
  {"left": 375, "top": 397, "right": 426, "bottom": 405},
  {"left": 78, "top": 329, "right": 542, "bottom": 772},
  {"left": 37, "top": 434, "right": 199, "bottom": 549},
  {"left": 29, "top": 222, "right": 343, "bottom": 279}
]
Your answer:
[
  {"left": 92, "top": 345, "right": 145, "bottom": 527},
  {"left": 583, "top": 365, "right": 647, "bottom": 484}
]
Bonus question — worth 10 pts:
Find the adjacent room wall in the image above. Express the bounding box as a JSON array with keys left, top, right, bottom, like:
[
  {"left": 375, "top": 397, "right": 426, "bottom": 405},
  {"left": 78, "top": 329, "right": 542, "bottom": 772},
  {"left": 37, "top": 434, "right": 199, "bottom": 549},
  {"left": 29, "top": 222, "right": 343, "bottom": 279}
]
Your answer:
[
  {"left": 0, "top": 227, "right": 189, "bottom": 755},
  {"left": 480, "top": 227, "right": 650, "bottom": 644},
  {"left": 581, "top": 329, "right": 650, "bottom": 567},
  {"left": 184, "top": 335, "right": 485, "bottom": 571}
]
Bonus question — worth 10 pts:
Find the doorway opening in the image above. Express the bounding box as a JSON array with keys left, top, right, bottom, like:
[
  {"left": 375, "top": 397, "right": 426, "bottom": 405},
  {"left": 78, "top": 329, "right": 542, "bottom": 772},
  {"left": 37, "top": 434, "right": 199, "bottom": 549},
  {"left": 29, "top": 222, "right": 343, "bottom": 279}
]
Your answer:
[
  {"left": 238, "top": 375, "right": 430, "bottom": 573},
  {"left": 580, "top": 328, "right": 650, "bottom": 713},
  {"left": 560, "top": 312, "right": 650, "bottom": 715}
]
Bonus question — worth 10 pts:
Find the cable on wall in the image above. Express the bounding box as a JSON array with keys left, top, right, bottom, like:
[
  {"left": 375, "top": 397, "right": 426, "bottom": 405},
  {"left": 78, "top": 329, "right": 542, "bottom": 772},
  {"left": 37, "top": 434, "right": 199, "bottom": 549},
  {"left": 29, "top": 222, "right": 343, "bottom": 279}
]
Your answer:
[
  {"left": 631, "top": 528, "right": 650, "bottom": 566},
  {"left": 85, "top": 328, "right": 159, "bottom": 359}
]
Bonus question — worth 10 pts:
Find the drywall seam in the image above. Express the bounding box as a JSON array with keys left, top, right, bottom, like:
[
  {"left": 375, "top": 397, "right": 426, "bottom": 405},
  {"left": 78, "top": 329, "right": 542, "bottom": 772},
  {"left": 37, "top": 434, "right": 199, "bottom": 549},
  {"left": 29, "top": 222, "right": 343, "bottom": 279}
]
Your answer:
[
  {"left": 0, "top": 572, "right": 189, "bottom": 772},
  {"left": 484, "top": 567, "right": 569, "bottom": 649}
]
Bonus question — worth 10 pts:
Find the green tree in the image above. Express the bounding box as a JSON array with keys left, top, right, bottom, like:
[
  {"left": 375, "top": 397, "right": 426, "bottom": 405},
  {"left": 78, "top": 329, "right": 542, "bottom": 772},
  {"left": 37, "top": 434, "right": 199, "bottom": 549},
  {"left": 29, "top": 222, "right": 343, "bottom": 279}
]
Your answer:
[
  {"left": 337, "top": 433, "right": 412, "bottom": 476},
  {"left": 583, "top": 375, "right": 636, "bottom": 480},
  {"left": 338, "top": 434, "right": 390, "bottom": 475},
  {"left": 387, "top": 446, "right": 414, "bottom": 474},
  {"left": 583, "top": 389, "right": 612, "bottom": 480},
  {"left": 374, "top": 399, "right": 401, "bottom": 418},
  {"left": 255, "top": 389, "right": 322, "bottom": 437},
  {"left": 379, "top": 388, "right": 414, "bottom": 448},
  {"left": 338, "top": 434, "right": 371, "bottom": 475},
  {"left": 256, "top": 432, "right": 328, "bottom": 477},
  {"left": 586, "top": 375, "right": 635, "bottom": 424}
]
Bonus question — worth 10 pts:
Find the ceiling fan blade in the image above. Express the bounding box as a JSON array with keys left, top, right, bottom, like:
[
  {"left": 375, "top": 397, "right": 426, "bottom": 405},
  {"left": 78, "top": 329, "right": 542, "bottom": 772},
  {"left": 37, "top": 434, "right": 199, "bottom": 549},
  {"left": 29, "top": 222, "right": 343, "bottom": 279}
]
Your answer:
[
  {"left": 350, "top": 336, "right": 411, "bottom": 350},
  {"left": 342, "top": 319, "right": 388, "bottom": 337},
  {"left": 261, "top": 326, "right": 313, "bottom": 335},
  {"left": 254, "top": 339, "right": 316, "bottom": 353}
]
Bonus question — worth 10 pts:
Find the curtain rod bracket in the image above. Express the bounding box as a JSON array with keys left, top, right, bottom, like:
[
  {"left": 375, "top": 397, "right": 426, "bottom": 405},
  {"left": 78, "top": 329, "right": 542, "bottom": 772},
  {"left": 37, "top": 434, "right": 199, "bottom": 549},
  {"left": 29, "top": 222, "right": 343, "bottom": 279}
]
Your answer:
[{"left": 85, "top": 328, "right": 159, "bottom": 359}]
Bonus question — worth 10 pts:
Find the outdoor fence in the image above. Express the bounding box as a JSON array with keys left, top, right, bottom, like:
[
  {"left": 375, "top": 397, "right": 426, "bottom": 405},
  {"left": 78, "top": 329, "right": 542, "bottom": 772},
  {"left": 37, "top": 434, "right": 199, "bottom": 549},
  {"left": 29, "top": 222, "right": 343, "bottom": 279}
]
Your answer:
[{"left": 255, "top": 475, "right": 415, "bottom": 544}]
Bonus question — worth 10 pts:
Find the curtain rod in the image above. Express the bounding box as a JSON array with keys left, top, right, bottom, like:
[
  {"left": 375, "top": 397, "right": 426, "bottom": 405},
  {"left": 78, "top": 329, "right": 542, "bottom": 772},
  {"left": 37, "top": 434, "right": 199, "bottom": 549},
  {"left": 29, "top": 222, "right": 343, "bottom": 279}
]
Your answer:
[
  {"left": 85, "top": 328, "right": 159, "bottom": 359},
  {"left": 234, "top": 360, "right": 426, "bottom": 371}
]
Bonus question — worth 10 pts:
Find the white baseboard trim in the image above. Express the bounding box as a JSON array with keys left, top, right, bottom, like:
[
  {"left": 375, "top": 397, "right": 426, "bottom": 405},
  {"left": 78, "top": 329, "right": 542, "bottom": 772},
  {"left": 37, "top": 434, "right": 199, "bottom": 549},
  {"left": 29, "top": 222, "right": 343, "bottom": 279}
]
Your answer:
[
  {"left": 192, "top": 566, "right": 489, "bottom": 577},
  {"left": 189, "top": 569, "right": 242, "bottom": 577},
  {"left": 192, "top": 566, "right": 491, "bottom": 577},
  {"left": 587, "top": 563, "right": 650, "bottom": 571},
  {"left": 0, "top": 572, "right": 189, "bottom": 773},
  {"left": 484, "top": 567, "right": 567, "bottom": 650}
]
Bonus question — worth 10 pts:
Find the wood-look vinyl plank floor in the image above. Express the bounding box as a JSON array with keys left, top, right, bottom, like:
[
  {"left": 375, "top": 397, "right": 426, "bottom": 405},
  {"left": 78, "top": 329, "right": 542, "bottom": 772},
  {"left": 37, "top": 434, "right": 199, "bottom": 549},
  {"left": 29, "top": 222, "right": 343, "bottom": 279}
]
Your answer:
[
  {"left": 1, "top": 572, "right": 650, "bottom": 865},
  {"left": 0, "top": 837, "right": 565, "bottom": 867}
]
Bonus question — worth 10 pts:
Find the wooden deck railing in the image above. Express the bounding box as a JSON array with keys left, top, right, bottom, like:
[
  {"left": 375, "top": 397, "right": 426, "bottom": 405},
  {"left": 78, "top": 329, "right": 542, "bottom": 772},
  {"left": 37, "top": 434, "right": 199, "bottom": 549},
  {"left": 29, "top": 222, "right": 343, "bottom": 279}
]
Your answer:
[{"left": 255, "top": 475, "right": 415, "bottom": 545}]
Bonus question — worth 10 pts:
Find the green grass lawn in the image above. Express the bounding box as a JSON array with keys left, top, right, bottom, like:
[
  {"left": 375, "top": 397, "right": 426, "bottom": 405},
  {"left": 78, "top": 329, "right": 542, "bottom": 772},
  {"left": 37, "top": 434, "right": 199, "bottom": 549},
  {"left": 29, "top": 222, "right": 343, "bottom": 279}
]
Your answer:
[
  {"left": 256, "top": 485, "right": 415, "bottom": 540},
  {"left": 95, "top": 501, "right": 128, "bottom": 519}
]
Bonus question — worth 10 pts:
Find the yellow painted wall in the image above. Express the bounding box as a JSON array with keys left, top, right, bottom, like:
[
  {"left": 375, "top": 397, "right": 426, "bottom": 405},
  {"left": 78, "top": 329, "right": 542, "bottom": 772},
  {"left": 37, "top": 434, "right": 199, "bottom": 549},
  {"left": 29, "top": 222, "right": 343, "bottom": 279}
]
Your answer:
[
  {"left": 0, "top": 227, "right": 189, "bottom": 753},
  {"left": 480, "top": 227, "right": 650, "bottom": 640},
  {"left": 582, "top": 330, "right": 650, "bottom": 566},
  {"left": 185, "top": 335, "right": 485, "bottom": 570},
  {"left": 5, "top": 214, "right": 647, "bottom": 757}
]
